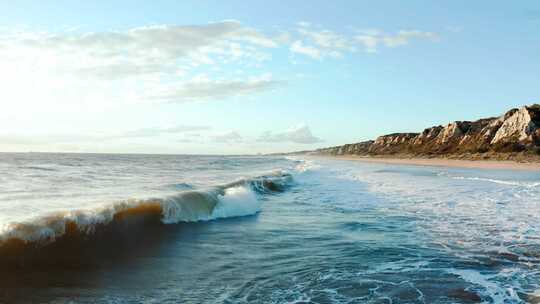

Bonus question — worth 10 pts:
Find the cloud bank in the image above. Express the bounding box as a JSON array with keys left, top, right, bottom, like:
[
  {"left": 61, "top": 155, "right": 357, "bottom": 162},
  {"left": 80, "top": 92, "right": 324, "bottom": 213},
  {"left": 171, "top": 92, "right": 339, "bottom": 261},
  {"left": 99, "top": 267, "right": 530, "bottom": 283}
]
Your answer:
[
  {"left": 258, "top": 124, "right": 322, "bottom": 144},
  {"left": 147, "top": 73, "right": 282, "bottom": 103},
  {"left": 0, "top": 21, "right": 441, "bottom": 153},
  {"left": 7, "top": 21, "right": 277, "bottom": 77},
  {"left": 0, "top": 21, "right": 284, "bottom": 109},
  {"left": 211, "top": 131, "right": 243, "bottom": 143},
  {"left": 0, "top": 21, "right": 440, "bottom": 109},
  {"left": 121, "top": 125, "right": 211, "bottom": 137},
  {"left": 289, "top": 24, "right": 438, "bottom": 58}
]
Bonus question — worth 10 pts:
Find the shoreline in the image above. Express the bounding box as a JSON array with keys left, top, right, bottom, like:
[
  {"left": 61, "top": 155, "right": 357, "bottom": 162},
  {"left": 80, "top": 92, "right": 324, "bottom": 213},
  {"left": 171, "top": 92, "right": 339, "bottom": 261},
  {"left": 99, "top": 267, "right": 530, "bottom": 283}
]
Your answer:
[{"left": 311, "top": 155, "right": 540, "bottom": 171}]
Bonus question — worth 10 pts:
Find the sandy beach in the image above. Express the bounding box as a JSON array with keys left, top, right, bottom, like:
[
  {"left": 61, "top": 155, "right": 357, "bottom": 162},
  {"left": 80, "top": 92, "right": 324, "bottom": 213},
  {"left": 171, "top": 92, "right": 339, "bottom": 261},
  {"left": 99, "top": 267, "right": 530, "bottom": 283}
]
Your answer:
[{"left": 315, "top": 155, "right": 540, "bottom": 171}]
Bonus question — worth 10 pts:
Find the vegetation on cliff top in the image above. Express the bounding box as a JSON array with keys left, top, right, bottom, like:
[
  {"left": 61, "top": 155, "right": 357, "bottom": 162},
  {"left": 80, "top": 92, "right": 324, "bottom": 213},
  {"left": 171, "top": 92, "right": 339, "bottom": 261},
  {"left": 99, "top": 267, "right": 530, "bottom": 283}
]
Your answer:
[{"left": 314, "top": 105, "right": 540, "bottom": 161}]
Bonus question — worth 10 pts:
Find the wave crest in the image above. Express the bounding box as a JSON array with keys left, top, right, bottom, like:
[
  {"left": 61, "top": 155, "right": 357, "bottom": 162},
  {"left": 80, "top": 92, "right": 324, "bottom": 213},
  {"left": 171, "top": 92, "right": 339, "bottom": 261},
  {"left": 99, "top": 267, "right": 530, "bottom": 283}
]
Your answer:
[{"left": 0, "top": 172, "right": 294, "bottom": 267}]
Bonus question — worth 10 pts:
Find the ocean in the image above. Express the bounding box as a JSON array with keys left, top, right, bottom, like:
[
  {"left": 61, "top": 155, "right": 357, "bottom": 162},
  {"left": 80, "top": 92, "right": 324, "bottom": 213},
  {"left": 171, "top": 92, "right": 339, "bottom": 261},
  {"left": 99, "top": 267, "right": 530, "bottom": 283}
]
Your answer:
[{"left": 1, "top": 153, "right": 540, "bottom": 303}]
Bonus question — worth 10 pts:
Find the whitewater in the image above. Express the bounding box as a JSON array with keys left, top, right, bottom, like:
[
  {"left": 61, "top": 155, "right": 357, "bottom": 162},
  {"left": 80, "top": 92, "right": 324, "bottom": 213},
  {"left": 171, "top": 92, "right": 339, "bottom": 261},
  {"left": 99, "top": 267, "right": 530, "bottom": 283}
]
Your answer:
[{"left": 1, "top": 153, "right": 540, "bottom": 303}]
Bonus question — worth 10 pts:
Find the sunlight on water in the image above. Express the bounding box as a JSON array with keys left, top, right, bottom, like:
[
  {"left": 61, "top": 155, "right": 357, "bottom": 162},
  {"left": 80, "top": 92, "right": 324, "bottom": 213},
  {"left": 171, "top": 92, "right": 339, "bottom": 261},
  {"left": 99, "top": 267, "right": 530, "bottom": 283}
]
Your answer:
[{"left": 1, "top": 154, "right": 539, "bottom": 303}]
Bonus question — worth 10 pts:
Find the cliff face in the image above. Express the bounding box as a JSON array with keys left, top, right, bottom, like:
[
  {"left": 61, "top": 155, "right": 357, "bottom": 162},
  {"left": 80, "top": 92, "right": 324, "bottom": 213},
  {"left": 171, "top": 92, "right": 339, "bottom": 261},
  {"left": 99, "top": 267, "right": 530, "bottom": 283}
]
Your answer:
[{"left": 315, "top": 105, "right": 540, "bottom": 158}]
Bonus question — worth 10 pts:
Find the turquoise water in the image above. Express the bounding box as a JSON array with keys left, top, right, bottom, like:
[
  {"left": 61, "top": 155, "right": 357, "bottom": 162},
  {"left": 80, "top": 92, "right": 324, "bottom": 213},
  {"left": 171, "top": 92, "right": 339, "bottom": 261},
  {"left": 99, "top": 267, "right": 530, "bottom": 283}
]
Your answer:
[{"left": 1, "top": 154, "right": 540, "bottom": 303}]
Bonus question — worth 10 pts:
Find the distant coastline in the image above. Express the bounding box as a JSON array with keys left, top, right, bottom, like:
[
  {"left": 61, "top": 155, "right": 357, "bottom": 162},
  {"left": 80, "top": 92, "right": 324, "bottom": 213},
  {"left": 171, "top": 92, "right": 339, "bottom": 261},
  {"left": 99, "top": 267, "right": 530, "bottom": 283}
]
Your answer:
[{"left": 302, "top": 104, "right": 540, "bottom": 164}]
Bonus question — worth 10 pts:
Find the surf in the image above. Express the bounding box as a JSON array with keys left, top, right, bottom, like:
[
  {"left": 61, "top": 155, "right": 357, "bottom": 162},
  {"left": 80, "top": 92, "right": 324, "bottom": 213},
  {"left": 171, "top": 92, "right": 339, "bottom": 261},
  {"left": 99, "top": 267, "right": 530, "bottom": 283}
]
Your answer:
[{"left": 0, "top": 172, "right": 294, "bottom": 269}]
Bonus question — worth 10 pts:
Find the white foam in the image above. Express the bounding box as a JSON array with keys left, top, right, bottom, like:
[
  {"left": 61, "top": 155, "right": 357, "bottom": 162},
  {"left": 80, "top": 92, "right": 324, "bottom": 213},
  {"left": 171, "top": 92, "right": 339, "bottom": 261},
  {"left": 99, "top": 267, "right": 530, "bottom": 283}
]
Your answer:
[
  {"left": 0, "top": 184, "right": 264, "bottom": 243},
  {"left": 447, "top": 175, "right": 539, "bottom": 188},
  {"left": 294, "top": 157, "right": 540, "bottom": 298},
  {"left": 285, "top": 157, "right": 321, "bottom": 173},
  {"left": 0, "top": 154, "right": 295, "bottom": 236},
  {"left": 434, "top": 171, "right": 540, "bottom": 188},
  {"left": 0, "top": 207, "right": 116, "bottom": 243},
  {"left": 448, "top": 269, "right": 522, "bottom": 303},
  {"left": 211, "top": 186, "right": 262, "bottom": 219}
]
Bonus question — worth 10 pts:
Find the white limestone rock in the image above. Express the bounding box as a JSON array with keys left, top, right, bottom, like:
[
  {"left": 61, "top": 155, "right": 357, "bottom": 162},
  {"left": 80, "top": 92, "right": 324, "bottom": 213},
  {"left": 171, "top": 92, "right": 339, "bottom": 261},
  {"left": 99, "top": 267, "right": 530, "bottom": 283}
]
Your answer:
[{"left": 491, "top": 106, "right": 539, "bottom": 144}]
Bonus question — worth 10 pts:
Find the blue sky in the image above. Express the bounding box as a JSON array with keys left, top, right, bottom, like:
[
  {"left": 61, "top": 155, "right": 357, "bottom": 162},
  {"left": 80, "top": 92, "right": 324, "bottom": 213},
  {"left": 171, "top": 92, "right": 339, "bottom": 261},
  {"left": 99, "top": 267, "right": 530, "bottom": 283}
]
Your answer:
[{"left": 0, "top": 1, "right": 539, "bottom": 154}]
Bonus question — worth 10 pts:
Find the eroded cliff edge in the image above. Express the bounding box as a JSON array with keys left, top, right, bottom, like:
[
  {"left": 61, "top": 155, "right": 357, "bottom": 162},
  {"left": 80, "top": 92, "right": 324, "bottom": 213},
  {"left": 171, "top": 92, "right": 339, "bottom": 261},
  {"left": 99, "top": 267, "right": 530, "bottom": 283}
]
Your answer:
[{"left": 314, "top": 105, "right": 540, "bottom": 161}]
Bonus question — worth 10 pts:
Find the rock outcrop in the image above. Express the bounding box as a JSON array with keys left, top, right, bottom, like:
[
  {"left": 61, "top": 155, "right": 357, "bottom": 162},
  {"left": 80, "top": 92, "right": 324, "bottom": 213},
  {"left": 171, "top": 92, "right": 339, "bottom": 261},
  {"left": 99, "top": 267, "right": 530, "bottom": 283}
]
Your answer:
[
  {"left": 314, "top": 105, "right": 540, "bottom": 159},
  {"left": 491, "top": 107, "right": 539, "bottom": 144}
]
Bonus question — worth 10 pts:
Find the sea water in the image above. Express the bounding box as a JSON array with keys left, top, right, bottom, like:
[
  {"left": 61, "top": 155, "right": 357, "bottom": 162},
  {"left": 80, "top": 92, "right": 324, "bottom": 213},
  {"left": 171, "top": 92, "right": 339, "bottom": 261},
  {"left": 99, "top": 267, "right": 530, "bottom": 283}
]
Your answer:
[{"left": 0, "top": 153, "right": 539, "bottom": 303}]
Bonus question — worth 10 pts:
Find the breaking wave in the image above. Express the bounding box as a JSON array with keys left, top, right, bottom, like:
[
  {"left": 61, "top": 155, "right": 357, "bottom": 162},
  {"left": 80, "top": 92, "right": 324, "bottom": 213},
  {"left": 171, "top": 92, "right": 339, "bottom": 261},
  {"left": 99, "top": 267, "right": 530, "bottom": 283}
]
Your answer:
[{"left": 0, "top": 172, "right": 294, "bottom": 268}]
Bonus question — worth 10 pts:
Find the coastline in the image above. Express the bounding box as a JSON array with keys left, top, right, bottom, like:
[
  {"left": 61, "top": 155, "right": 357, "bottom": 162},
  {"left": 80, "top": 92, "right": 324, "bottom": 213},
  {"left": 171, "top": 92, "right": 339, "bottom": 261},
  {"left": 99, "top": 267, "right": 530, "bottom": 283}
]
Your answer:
[{"left": 311, "top": 155, "right": 540, "bottom": 171}]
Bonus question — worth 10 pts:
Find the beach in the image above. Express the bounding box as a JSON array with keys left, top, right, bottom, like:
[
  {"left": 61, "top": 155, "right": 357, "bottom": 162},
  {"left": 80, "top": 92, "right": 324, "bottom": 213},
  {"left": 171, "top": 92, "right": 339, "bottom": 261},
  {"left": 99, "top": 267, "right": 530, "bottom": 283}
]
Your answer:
[{"left": 313, "top": 155, "right": 540, "bottom": 171}]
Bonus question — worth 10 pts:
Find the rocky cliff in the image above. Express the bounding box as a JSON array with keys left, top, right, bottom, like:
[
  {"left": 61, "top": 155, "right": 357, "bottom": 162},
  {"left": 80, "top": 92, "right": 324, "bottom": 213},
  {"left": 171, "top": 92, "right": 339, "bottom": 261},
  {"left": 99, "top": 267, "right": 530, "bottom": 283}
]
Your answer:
[{"left": 315, "top": 105, "right": 540, "bottom": 160}]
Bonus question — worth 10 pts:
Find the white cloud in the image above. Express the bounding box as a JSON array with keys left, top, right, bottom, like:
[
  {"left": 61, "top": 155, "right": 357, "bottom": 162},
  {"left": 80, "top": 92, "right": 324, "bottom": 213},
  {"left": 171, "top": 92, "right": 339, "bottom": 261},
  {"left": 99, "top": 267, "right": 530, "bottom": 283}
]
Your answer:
[
  {"left": 0, "top": 21, "right": 443, "bottom": 153},
  {"left": 211, "top": 131, "right": 243, "bottom": 143},
  {"left": 0, "top": 125, "right": 212, "bottom": 146},
  {"left": 383, "top": 30, "right": 438, "bottom": 47},
  {"left": 0, "top": 21, "right": 284, "bottom": 112},
  {"left": 121, "top": 125, "right": 211, "bottom": 137},
  {"left": 298, "top": 28, "right": 352, "bottom": 51},
  {"left": 147, "top": 73, "right": 282, "bottom": 103},
  {"left": 291, "top": 28, "right": 356, "bottom": 59},
  {"left": 355, "top": 29, "right": 438, "bottom": 52},
  {"left": 290, "top": 40, "right": 322, "bottom": 59},
  {"left": 0, "top": 21, "right": 279, "bottom": 79},
  {"left": 355, "top": 35, "right": 379, "bottom": 53},
  {"left": 257, "top": 124, "right": 322, "bottom": 144},
  {"left": 0, "top": 22, "right": 440, "bottom": 113},
  {"left": 291, "top": 26, "right": 438, "bottom": 59}
]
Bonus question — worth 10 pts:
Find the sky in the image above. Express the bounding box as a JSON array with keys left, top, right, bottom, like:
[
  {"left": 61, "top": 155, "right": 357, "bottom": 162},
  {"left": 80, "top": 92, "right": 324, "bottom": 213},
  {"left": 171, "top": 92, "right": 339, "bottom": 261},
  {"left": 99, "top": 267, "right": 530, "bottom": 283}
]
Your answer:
[{"left": 0, "top": 0, "right": 539, "bottom": 154}]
